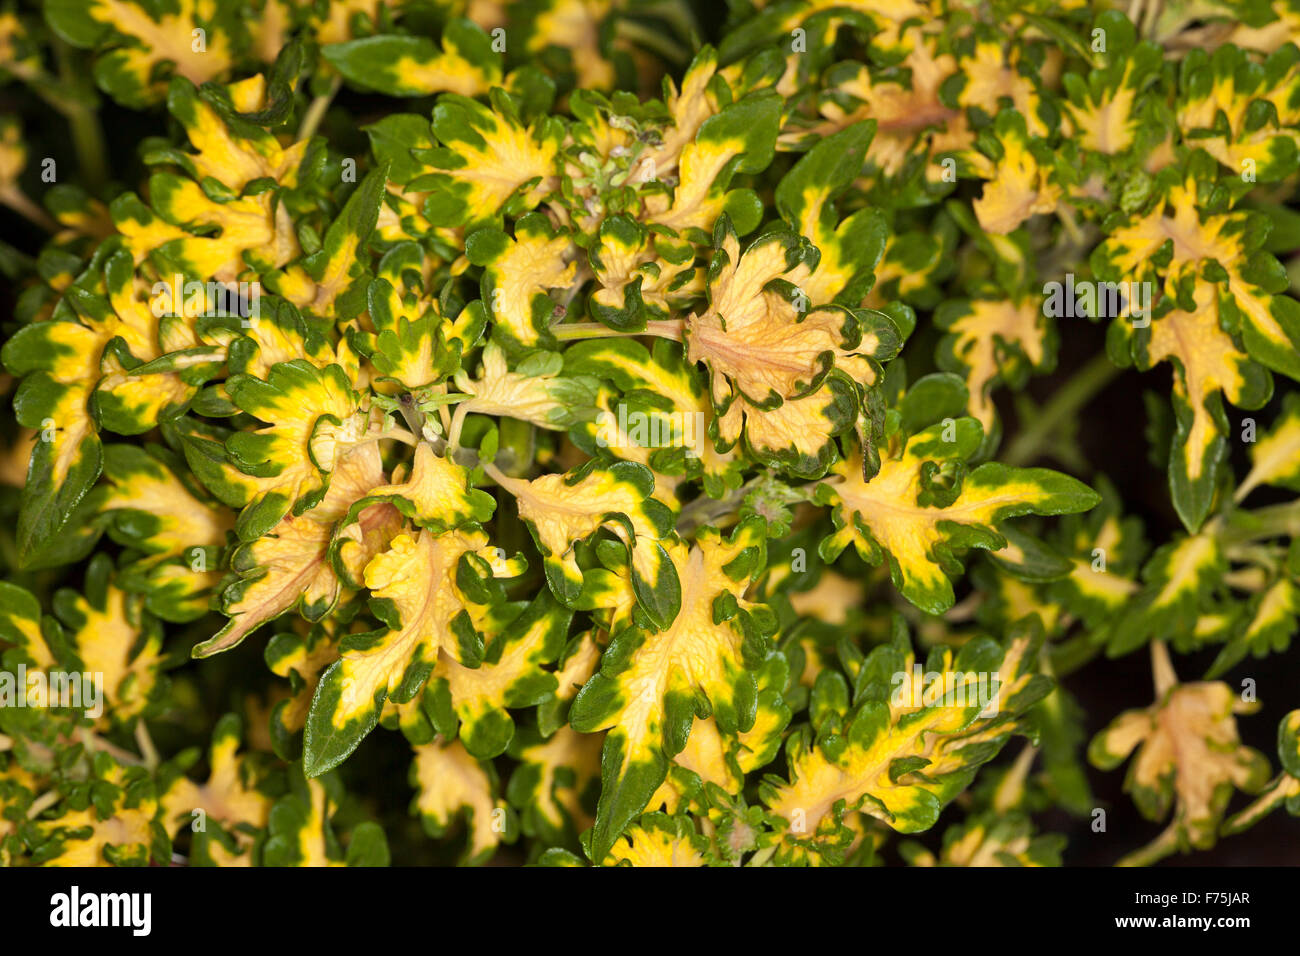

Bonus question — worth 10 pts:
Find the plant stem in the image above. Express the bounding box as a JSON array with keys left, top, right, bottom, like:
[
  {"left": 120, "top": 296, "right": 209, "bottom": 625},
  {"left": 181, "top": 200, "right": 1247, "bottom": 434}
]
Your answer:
[
  {"left": 675, "top": 477, "right": 765, "bottom": 536},
  {"left": 1150, "top": 639, "right": 1177, "bottom": 698},
  {"left": 1224, "top": 566, "right": 1269, "bottom": 592},
  {"left": 942, "top": 591, "right": 983, "bottom": 623},
  {"left": 75, "top": 728, "right": 142, "bottom": 766},
  {"left": 27, "top": 790, "right": 60, "bottom": 820},
  {"left": 497, "top": 417, "right": 534, "bottom": 477},
  {"left": 1116, "top": 826, "right": 1178, "bottom": 867},
  {"left": 1057, "top": 205, "right": 1085, "bottom": 248},
  {"left": 53, "top": 39, "right": 107, "bottom": 193},
  {"left": 448, "top": 402, "right": 470, "bottom": 452},
  {"left": 992, "top": 744, "right": 1037, "bottom": 814},
  {"left": 616, "top": 18, "right": 690, "bottom": 64},
  {"left": 556, "top": 263, "right": 592, "bottom": 313},
  {"left": 551, "top": 320, "right": 684, "bottom": 342},
  {"left": 0, "top": 187, "right": 60, "bottom": 232},
  {"left": 67, "top": 106, "right": 108, "bottom": 194},
  {"left": 394, "top": 399, "right": 425, "bottom": 441},
  {"left": 1220, "top": 500, "right": 1300, "bottom": 544},
  {"left": 373, "top": 425, "right": 419, "bottom": 446},
  {"left": 134, "top": 721, "right": 159, "bottom": 771},
  {"left": 1002, "top": 353, "right": 1121, "bottom": 466},
  {"left": 297, "top": 75, "right": 342, "bottom": 142},
  {"left": 480, "top": 458, "right": 522, "bottom": 494}
]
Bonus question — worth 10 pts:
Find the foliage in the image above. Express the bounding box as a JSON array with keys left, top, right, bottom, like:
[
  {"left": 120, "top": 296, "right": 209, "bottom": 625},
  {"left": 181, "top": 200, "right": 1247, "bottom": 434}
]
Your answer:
[{"left": 1, "top": 0, "right": 1299, "bottom": 868}]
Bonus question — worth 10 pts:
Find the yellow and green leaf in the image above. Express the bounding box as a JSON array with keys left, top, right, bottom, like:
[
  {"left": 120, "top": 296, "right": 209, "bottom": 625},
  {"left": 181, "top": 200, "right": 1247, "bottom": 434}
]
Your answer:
[
  {"left": 1107, "top": 531, "right": 1226, "bottom": 657},
  {"left": 761, "top": 619, "right": 1051, "bottom": 866},
  {"left": 490, "top": 458, "right": 681, "bottom": 626},
  {"left": 1236, "top": 391, "right": 1300, "bottom": 499},
  {"left": 410, "top": 737, "right": 512, "bottom": 865},
  {"left": 409, "top": 90, "right": 562, "bottom": 228},
  {"left": 199, "top": 440, "right": 389, "bottom": 657},
  {"left": 1177, "top": 42, "right": 1300, "bottom": 182},
  {"left": 507, "top": 725, "right": 601, "bottom": 848},
  {"left": 464, "top": 211, "right": 576, "bottom": 349},
  {"left": 1223, "top": 710, "right": 1300, "bottom": 834},
  {"left": 687, "top": 220, "right": 899, "bottom": 477},
  {"left": 934, "top": 296, "right": 1055, "bottom": 436},
  {"left": 901, "top": 810, "right": 1065, "bottom": 866},
  {"left": 44, "top": 0, "right": 236, "bottom": 108},
  {"left": 453, "top": 339, "right": 597, "bottom": 430},
  {"left": 262, "top": 770, "right": 388, "bottom": 866},
  {"left": 1060, "top": 12, "right": 1164, "bottom": 158},
  {"left": 601, "top": 811, "right": 709, "bottom": 866},
  {"left": 818, "top": 416, "right": 1099, "bottom": 615},
  {"left": 303, "top": 526, "right": 509, "bottom": 774},
  {"left": 29, "top": 759, "right": 165, "bottom": 866},
  {"left": 102, "top": 443, "right": 231, "bottom": 621},
  {"left": 425, "top": 592, "right": 571, "bottom": 758},
  {"left": 569, "top": 517, "right": 776, "bottom": 862},
  {"left": 1089, "top": 645, "right": 1269, "bottom": 865},
  {"left": 158, "top": 713, "right": 271, "bottom": 865},
  {"left": 51, "top": 554, "right": 165, "bottom": 727},
  {"left": 322, "top": 19, "right": 502, "bottom": 98},
  {"left": 224, "top": 359, "right": 370, "bottom": 540}
]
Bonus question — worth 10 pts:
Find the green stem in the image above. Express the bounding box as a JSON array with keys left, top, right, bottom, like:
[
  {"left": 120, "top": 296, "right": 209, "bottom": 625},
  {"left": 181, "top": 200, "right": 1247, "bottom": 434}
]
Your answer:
[
  {"left": 552, "top": 320, "right": 684, "bottom": 342},
  {"left": 480, "top": 459, "right": 522, "bottom": 495},
  {"left": 67, "top": 107, "right": 108, "bottom": 194},
  {"left": 1116, "top": 826, "right": 1178, "bottom": 867},
  {"left": 27, "top": 790, "right": 60, "bottom": 820},
  {"left": 674, "top": 475, "right": 775, "bottom": 536},
  {"left": 53, "top": 39, "right": 107, "bottom": 194},
  {"left": 616, "top": 19, "right": 690, "bottom": 64},
  {"left": 1003, "top": 353, "right": 1121, "bottom": 467},
  {"left": 75, "top": 729, "right": 143, "bottom": 766},
  {"left": 1057, "top": 205, "right": 1085, "bottom": 248},
  {"left": 633, "top": 0, "right": 699, "bottom": 48},
  {"left": 745, "top": 845, "right": 777, "bottom": 867},
  {"left": 1222, "top": 783, "right": 1289, "bottom": 837},
  {"left": 297, "top": 75, "right": 342, "bottom": 142},
  {"left": 1220, "top": 500, "right": 1300, "bottom": 545},
  {"left": 556, "top": 263, "right": 592, "bottom": 313},
  {"left": 134, "top": 721, "right": 159, "bottom": 771},
  {"left": 1141, "top": 0, "right": 1166, "bottom": 41},
  {"left": 497, "top": 418, "right": 534, "bottom": 477},
  {"left": 1151, "top": 639, "right": 1177, "bottom": 697},
  {"left": 1049, "top": 632, "right": 1102, "bottom": 678},
  {"left": 448, "top": 402, "right": 470, "bottom": 452},
  {"left": 394, "top": 397, "right": 426, "bottom": 442}
]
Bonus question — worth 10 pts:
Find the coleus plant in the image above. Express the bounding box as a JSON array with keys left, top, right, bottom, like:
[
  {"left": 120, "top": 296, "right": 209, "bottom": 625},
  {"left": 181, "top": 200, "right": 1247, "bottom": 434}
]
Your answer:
[{"left": 0, "top": 0, "right": 1299, "bottom": 869}]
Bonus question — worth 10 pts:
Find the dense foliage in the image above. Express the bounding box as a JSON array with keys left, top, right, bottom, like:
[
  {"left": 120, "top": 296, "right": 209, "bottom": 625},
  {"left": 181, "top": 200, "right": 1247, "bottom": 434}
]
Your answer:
[{"left": 1, "top": 0, "right": 1299, "bottom": 867}]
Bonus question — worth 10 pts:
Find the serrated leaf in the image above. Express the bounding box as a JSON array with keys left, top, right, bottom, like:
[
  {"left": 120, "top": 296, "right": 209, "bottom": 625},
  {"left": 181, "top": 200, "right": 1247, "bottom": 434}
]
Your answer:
[
  {"left": 569, "top": 517, "right": 774, "bottom": 862},
  {"left": 762, "top": 623, "right": 1049, "bottom": 866},
  {"left": 303, "top": 527, "right": 507, "bottom": 775},
  {"left": 820, "top": 417, "right": 1099, "bottom": 615},
  {"left": 322, "top": 21, "right": 501, "bottom": 98},
  {"left": 1090, "top": 647, "right": 1268, "bottom": 864}
]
